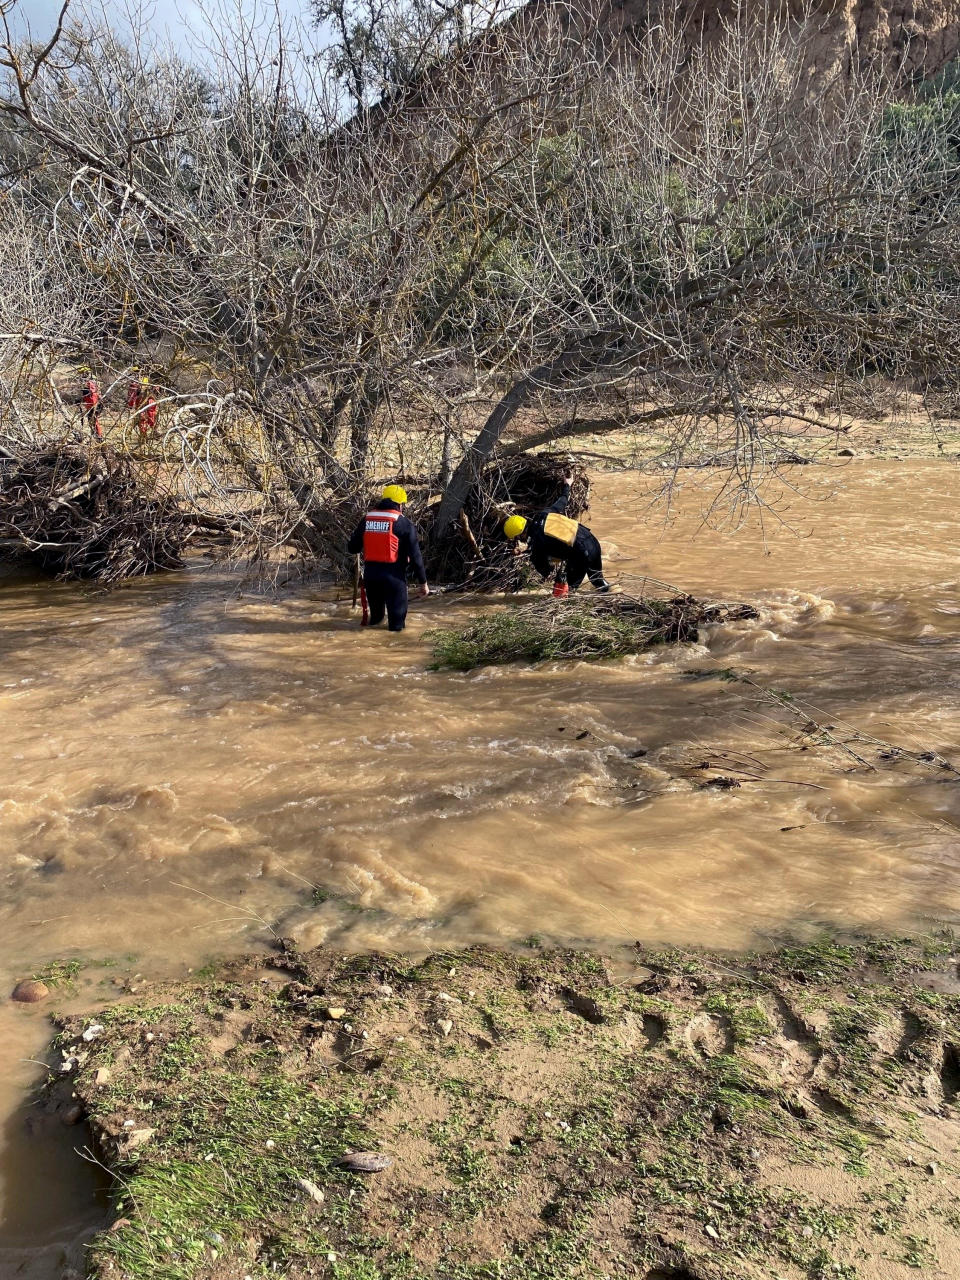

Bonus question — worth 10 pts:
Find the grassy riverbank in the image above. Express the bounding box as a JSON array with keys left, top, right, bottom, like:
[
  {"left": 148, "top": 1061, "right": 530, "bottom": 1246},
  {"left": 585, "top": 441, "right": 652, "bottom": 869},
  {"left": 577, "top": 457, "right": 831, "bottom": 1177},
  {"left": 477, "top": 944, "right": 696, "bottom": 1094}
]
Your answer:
[{"left": 44, "top": 936, "right": 960, "bottom": 1280}]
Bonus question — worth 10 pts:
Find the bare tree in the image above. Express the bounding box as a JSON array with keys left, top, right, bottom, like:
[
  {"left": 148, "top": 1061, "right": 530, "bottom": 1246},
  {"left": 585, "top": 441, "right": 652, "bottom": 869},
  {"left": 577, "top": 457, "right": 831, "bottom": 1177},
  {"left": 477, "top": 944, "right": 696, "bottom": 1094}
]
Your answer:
[
  {"left": 434, "top": 10, "right": 960, "bottom": 534},
  {"left": 1, "top": 0, "right": 959, "bottom": 580}
]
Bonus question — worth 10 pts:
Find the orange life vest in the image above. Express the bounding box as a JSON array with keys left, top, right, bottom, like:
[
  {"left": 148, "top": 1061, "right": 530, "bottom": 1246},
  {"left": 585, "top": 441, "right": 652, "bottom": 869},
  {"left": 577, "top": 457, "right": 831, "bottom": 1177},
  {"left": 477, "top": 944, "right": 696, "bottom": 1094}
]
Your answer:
[{"left": 362, "top": 509, "right": 400, "bottom": 563}]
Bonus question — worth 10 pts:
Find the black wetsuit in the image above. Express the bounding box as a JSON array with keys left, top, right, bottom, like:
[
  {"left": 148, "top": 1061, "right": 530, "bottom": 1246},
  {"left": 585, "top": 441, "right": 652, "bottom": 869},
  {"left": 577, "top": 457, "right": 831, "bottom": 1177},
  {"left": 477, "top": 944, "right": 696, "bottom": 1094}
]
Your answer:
[
  {"left": 347, "top": 500, "right": 427, "bottom": 631},
  {"left": 526, "top": 485, "right": 609, "bottom": 591}
]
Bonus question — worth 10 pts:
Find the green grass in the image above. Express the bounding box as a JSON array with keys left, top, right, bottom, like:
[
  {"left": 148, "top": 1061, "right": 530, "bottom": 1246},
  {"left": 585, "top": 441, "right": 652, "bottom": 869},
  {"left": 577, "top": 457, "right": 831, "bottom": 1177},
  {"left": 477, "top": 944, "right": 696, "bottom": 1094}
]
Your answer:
[
  {"left": 92, "top": 1068, "right": 369, "bottom": 1280},
  {"left": 31, "top": 957, "right": 87, "bottom": 988},
  {"left": 428, "top": 595, "right": 711, "bottom": 669},
  {"left": 54, "top": 934, "right": 960, "bottom": 1280}
]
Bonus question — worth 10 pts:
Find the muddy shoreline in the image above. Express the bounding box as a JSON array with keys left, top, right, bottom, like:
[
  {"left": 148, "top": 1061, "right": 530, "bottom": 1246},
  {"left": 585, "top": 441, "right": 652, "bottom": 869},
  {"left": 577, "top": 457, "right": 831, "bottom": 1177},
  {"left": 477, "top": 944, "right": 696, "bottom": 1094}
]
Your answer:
[{"left": 34, "top": 933, "right": 960, "bottom": 1280}]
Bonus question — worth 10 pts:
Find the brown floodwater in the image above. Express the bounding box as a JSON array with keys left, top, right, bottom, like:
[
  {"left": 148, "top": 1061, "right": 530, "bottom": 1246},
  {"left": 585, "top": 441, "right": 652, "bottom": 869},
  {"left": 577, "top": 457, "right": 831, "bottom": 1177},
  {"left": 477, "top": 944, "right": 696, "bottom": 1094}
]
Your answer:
[{"left": 1, "top": 458, "right": 959, "bottom": 1268}]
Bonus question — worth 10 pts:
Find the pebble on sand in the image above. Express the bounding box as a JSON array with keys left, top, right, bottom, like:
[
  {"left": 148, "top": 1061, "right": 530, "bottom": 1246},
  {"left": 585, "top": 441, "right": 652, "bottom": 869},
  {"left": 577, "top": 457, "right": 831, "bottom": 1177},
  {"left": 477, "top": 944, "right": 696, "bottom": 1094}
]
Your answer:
[
  {"left": 11, "top": 979, "right": 49, "bottom": 1003},
  {"left": 334, "top": 1151, "right": 394, "bottom": 1173}
]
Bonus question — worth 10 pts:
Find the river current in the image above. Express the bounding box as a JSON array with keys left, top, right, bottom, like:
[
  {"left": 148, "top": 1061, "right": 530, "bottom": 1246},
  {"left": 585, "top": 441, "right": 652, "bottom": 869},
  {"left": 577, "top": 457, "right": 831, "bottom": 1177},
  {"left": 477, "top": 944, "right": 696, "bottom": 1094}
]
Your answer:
[{"left": 1, "top": 459, "right": 958, "bottom": 1272}]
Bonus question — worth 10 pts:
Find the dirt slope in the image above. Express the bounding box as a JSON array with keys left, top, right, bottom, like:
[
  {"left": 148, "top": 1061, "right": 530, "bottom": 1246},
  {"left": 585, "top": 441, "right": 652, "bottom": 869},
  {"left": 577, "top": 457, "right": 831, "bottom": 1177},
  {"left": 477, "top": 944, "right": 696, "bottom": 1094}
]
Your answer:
[{"left": 599, "top": 0, "right": 960, "bottom": 83}]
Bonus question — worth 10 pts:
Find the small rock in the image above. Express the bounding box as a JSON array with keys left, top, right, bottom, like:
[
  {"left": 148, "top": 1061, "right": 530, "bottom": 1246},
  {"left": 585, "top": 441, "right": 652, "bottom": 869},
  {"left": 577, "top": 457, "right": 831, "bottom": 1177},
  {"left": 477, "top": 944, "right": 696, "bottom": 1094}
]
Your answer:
[
  {"left": 81, "top": 1023, "right": 104, "bottom": 1042},
  {"left": 324, "top": 1007, "right": 347, "bottom": 1020},
  {"left": 265, "top": 1139, "right": 276, "bottom": 1149},
  {"left": 927, "top": 1161, "right": 938, "bottom": 1176},
  {"left": 60, "top": 1104, "right": 84, "bottom": 1126},
  {"left": 144, "top": 1032, "right": 155, "bottom": 1042},
  {"left": 437, "top": 1019, "right": 453, "bottom": 1037},
  {"left": 120, "top": 1127, "right": 155, "bottom": 1152},
  {"left": 704, "top": 1223, "right": 719, "bottom": 1239},
  {"left": 376, "top": 984, "right": 393, "bottom": 998},
  {"left": 297, "top": 1176, "right": 325, "bottom": 1204},
  {"left": 94, "top": 1067, "right": 112, "bottom": 1086},
  {"left": 802, "top": 1225, "right": 814, "bottom": 1239},
  {"left": 335, "top": 1151, "right": 393, "bottom": 1173},
  {"left": 11, "top": 979, "right": 49, "bottom": 1004},
  {"left": 837, "top": 447, "right": 855, "bottom": 457}
]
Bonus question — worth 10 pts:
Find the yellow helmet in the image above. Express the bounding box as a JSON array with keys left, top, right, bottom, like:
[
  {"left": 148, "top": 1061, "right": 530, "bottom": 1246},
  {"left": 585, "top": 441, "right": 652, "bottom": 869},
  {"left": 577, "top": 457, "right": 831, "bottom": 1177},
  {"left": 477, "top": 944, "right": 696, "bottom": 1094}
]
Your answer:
[
  {"left": 382, "top": 484, "right": 408, "bottom": 504},
  {"left": 503, "top": 515, "right": 528, "bottom": 540}
]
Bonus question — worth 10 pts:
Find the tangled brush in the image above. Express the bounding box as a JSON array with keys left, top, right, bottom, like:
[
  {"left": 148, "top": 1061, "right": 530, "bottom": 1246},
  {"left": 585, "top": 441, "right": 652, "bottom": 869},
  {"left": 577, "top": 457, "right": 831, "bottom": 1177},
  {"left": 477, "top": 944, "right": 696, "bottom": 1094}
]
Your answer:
[
  {"left": 0, "top": 444, "right": 187, "bottom": 583},
  {"left": 429, "top": 590, "right": 758, "bottom": 669},
  {"left": 421, "top": 452, "right": 591, "bottom": 590}
]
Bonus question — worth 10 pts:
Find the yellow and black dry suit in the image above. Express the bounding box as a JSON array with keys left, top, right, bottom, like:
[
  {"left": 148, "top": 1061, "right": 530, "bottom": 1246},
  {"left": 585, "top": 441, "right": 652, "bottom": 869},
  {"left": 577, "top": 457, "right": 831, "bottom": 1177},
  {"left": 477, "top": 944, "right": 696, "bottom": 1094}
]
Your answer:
[{"left": 526, "top": 485, "right": 609, "bottom": 591}]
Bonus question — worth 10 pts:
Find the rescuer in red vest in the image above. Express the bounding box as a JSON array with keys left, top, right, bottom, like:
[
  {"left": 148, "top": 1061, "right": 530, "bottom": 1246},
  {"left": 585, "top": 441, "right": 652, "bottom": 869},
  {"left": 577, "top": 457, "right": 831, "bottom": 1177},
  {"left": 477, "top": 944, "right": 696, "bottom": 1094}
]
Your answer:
[
  {"left": 126, "top": 371, "right": 143, "bottom": 410},
  {"left": 140, "top": 390, "right": 158, "bottom": 436},
  {"left": 347, "top": 484, "right": 429, "bottom": 632},
  {"left": 128, "top": 373, "right": 158, "bottom": 436},
  {"left": 79, "top": 369, "right": 103, "bottom": 440}
]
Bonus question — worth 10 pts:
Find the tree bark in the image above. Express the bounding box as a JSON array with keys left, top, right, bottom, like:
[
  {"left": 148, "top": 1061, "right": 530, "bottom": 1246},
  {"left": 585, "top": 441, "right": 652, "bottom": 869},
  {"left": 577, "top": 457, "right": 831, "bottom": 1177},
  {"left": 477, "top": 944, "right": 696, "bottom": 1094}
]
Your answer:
[{"left": 434, "top": 332, "right": 627, "bottom": 537}]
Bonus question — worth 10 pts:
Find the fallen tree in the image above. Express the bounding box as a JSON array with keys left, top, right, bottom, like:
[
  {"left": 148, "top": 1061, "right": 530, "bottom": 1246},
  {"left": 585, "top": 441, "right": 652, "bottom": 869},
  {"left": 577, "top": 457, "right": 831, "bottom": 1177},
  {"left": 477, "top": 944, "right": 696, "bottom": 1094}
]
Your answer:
[
  {"left": 0, "top": 444, "right": 191, "bottom": 582},
  {"left": 419, "top": 451, "right": 590, "bottom": 590}
]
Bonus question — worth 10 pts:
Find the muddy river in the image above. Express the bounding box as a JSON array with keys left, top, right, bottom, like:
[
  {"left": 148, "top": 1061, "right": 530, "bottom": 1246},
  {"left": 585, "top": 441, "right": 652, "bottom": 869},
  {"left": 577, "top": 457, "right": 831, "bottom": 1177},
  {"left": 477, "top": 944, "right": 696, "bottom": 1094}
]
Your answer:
[{"left": 1, "top": 458, "right": 959, "bottom": 1271}]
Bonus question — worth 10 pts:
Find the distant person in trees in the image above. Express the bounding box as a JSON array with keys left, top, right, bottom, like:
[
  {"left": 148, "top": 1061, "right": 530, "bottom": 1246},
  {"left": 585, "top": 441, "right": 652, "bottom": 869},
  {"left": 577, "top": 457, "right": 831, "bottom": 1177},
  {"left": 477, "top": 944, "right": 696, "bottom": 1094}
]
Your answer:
[
  {"left": 503, "top": 473, "right": 611, "bottom": 593},
  {"left": 79, "top": 369, "right": 102, "bottom": 440},
  {"left": 126, "top": 370, "right": 143, "bottom": 411},
  {"left": 347, "top": 484, "right": 429, "bottom": 632},
  {"left": 128, "top": 373, "right": 158, "bottom": 436},
  {"left": 140, "top": 387, "right": 158, "bottom": 437}
]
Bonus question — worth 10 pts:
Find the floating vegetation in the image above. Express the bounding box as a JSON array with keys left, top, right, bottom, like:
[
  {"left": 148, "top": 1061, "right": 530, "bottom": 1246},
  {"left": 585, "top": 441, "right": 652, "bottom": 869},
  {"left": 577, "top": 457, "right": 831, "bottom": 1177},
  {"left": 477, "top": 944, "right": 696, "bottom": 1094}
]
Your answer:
[{"left": 429, "top": 590, "right": 758, "bottom": 669}]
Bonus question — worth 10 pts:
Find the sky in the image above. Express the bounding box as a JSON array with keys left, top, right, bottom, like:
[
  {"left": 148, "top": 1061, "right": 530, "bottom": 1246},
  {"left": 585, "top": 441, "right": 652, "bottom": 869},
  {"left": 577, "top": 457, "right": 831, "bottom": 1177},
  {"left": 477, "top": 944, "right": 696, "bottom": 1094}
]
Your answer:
[{"left": 8, "top": 0, "right": 315, "bottom": 59}]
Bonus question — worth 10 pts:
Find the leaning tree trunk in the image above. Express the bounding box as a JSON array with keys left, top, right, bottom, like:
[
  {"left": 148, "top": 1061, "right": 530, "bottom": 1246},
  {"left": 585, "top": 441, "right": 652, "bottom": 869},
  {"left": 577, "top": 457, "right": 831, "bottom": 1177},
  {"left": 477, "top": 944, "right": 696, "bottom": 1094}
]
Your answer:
[{"left": 434, "top": 336, "right": 621, "bottom": 539}]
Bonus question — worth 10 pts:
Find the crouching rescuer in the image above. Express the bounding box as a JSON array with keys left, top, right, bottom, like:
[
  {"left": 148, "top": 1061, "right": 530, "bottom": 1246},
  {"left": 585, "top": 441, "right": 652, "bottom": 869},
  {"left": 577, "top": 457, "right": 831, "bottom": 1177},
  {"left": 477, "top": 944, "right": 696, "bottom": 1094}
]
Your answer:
[
  {"left": 348, "top": 485, "right": 429, "bottom": 632},
  {"left": 503, "top": 474, "right": 611, "bottom": 593}
]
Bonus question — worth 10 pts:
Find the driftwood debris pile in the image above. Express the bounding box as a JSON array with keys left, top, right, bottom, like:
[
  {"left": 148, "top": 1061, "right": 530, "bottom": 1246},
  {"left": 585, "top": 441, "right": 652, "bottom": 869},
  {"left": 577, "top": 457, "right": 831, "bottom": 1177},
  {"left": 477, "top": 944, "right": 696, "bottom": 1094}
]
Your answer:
[
  {"left": 430, "top": 590, "right": 759, "bottom": 669},
  {"left": 0, "top": 445, "right": 187, "bottom": 583},
  {"left": 423, "top": 452, "right": 590, "bottom": 590}
]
